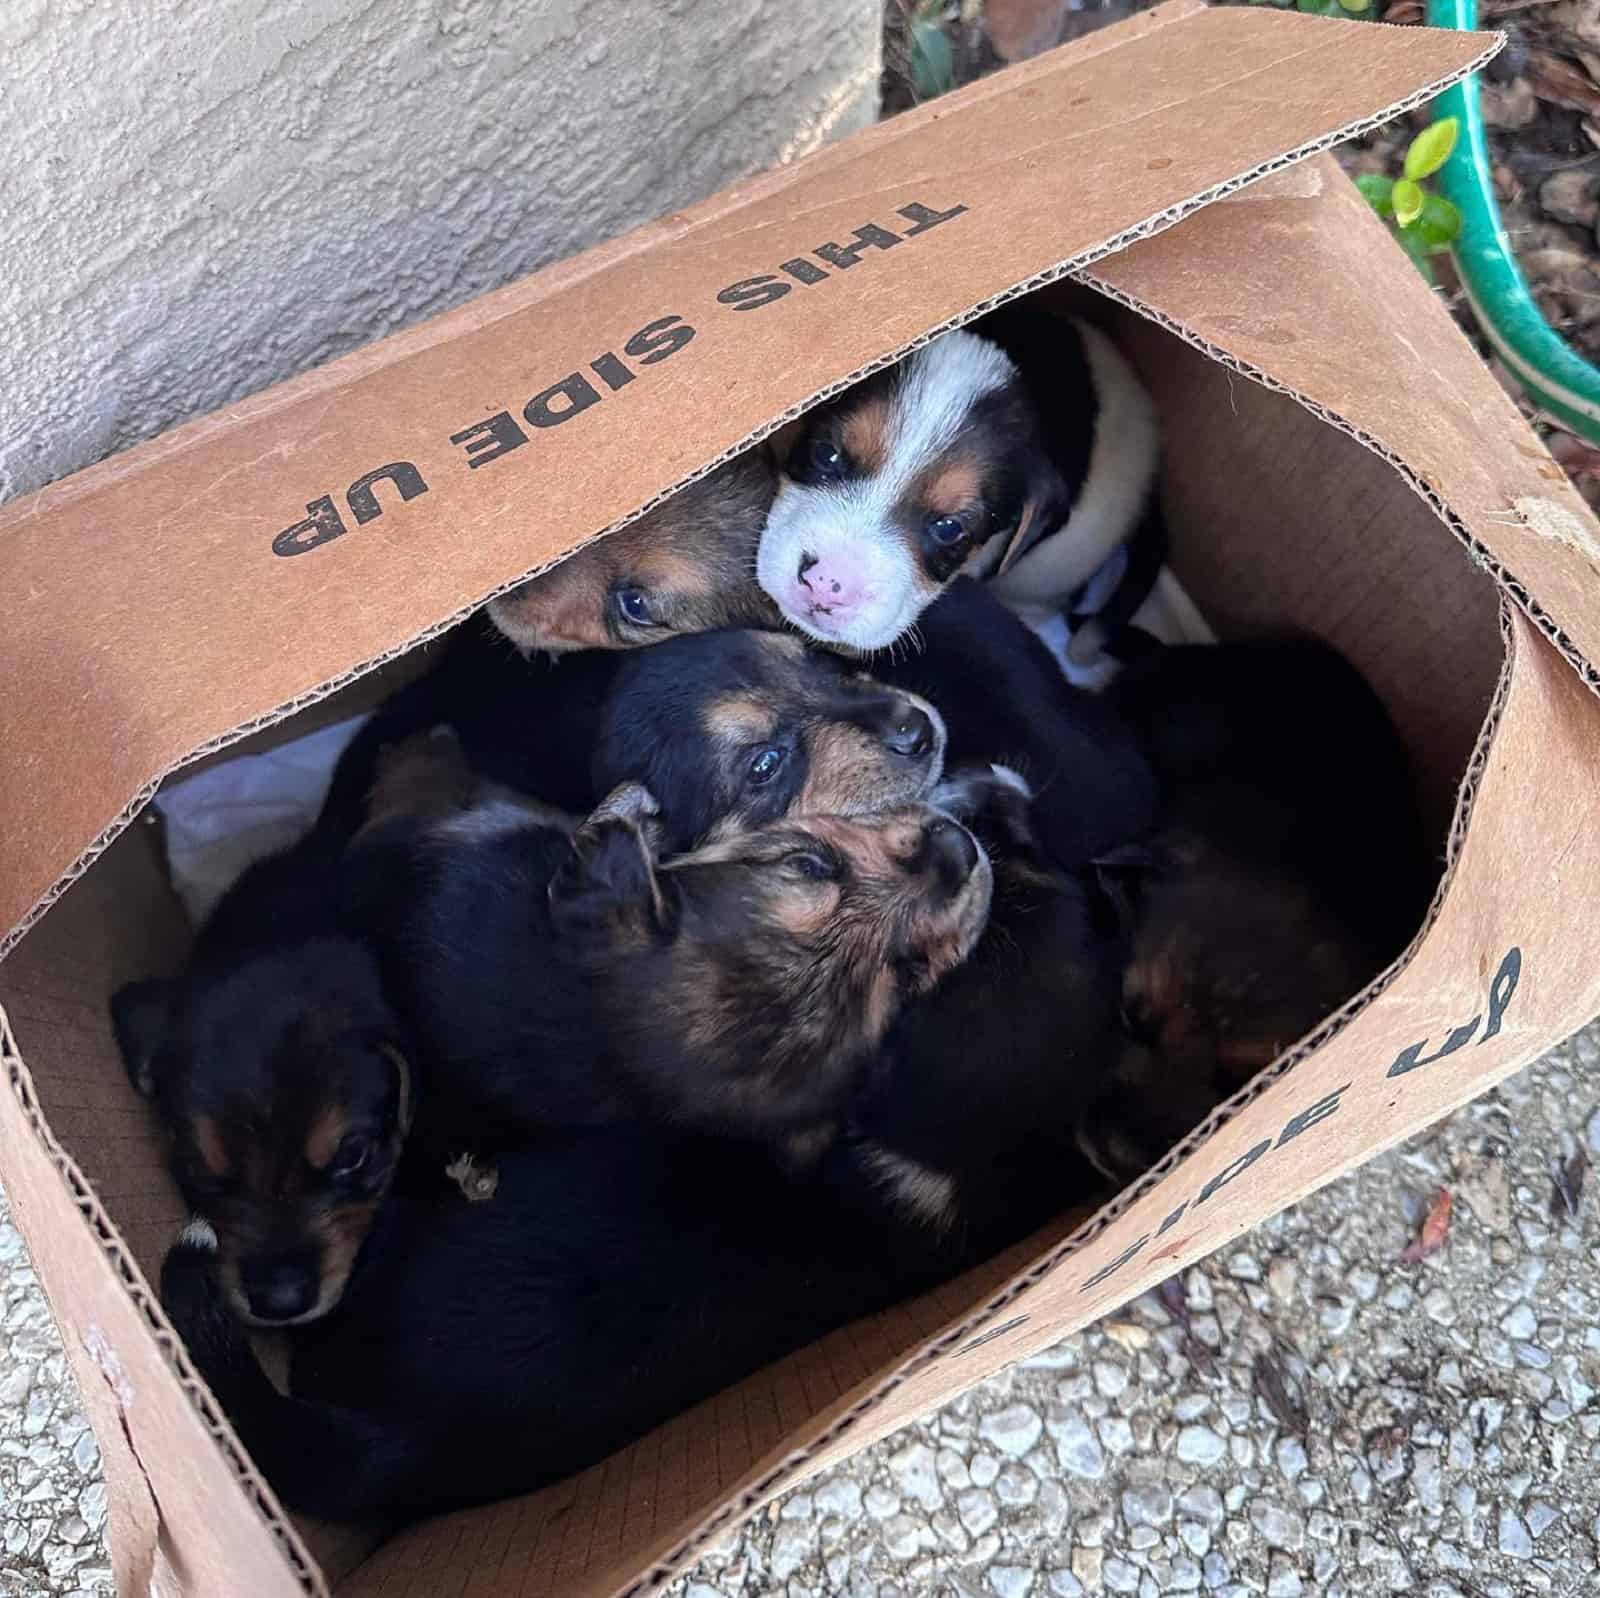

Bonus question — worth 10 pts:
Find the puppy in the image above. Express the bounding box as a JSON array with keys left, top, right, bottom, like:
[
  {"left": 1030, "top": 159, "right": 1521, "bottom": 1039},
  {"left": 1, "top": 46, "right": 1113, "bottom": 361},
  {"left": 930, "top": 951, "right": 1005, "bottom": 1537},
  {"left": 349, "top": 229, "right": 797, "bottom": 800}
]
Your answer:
[
  {"left": 594, "top": 628, "right": 945, "bottom": 853},
  {"left": 869, "top": 578, "right": 1157, "bottom": 870},
  {"left": 1080, "top": 637, "right": 1433, "bottom": 1175},
  {"left": 110, "top": 831, "right": 412, "bottom": 1328},
  {"left": 757, "top": 305, "right": 1160, "bottom": 651},
  {"left": 154, "top": 793, "right": 1142, "bottom": 1529},
  {"left": 322, "top": 619, "right": 947, "bottom": 851},
  {"left": 344, "top": 744, "right": 992, "bottom": 1159},
  {"left": 487, "top": 450, "right": 780, "bottom": 653},
  {"left": 842, "top": 765, "right": 1132, "bottom": 1247}
]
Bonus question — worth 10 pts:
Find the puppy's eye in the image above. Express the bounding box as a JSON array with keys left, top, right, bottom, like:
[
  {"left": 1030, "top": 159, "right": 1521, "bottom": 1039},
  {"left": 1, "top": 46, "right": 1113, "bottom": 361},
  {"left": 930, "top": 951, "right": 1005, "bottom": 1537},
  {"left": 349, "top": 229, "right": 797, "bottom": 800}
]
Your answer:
[
  {"left": 925, "top": 514, "right": 967, "bottom": 549},
  {"left": 328, "top": 1132, "right": 376, "bottom": 1180},
  {"left": 747, "top": 746, "right": 786, "bottom": 787},
  {"left": 614, "top": 587, "right": 655, "bottom": 627},
  {"left": 786, "top": 850, "right": 838, "bottom": 881},
  {"left": 803, "top": 435, "right": 849, "bottom": 482}
]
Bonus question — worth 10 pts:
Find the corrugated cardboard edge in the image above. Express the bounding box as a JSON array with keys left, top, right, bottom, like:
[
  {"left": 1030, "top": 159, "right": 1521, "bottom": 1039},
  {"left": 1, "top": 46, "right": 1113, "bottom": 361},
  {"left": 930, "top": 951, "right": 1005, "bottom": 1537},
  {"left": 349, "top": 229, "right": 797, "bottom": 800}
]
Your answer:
[
  {"left": 0, "top": 1010, "right": 330, "bottom": 1598},
  {"left": 595, "top": 597, "right": 1521, "bottom": 1598},
  {"left": 0, "top": 24, "right": 1502, "bottom": 967}
]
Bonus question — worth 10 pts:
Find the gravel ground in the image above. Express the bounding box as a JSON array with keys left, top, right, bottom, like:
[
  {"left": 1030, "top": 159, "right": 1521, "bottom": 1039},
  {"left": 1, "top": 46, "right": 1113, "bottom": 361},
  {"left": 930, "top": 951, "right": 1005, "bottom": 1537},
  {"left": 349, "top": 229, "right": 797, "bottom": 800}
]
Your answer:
[{"left": 2, "top": 1023, "right": 1598, "bottom": 1596}]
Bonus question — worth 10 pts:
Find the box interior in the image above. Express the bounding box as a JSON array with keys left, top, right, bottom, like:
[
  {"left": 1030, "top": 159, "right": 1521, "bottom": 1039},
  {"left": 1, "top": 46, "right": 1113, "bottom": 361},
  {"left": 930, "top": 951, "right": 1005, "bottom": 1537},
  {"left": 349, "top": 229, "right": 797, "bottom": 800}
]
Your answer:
[{"left": 0, "top": 284, "right": 1506, "bottom": 1597}]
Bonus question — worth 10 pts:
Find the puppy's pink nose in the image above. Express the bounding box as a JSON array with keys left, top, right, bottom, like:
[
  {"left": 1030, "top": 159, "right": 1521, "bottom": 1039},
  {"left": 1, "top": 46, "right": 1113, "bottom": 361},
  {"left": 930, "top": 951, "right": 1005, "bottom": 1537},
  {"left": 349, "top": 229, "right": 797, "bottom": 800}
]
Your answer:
[{"left": 795, "top": 550, "right": 865, "bottom": 618}]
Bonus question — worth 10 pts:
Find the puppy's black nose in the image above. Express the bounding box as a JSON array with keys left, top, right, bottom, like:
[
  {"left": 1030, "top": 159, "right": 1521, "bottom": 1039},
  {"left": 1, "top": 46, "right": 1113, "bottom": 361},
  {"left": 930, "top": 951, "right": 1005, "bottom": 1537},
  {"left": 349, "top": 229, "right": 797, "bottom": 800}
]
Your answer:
[
  {"left": 241, "top": 1256, "right": 317, "bottom": 1322},
  {"left": 882, "top": 703, "right": 935, "bottom": 760},
  {"left": 921, "top": 816, "right": 979, "bottom": 894}
]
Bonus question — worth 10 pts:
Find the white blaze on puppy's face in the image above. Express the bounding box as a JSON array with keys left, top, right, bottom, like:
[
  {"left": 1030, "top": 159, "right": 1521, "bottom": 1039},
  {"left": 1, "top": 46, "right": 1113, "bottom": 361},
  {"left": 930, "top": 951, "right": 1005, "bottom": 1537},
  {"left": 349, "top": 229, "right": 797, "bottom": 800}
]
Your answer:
[{"left": 758, "top": 331, "right": 1019, "bottom": 651}]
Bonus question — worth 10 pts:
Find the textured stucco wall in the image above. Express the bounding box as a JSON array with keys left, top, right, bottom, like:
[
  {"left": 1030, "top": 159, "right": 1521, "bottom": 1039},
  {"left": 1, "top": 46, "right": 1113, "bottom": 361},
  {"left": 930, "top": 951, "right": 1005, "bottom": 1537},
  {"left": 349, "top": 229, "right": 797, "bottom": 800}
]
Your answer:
[{"left": 0, "top": 0, "right": 880, "bottom": 503}]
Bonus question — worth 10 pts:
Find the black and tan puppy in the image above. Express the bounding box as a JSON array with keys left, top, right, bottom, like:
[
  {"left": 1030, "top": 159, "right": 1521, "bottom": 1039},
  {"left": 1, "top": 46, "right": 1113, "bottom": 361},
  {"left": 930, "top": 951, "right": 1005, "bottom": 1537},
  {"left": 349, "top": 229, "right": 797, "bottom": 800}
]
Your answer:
[
  {"left": 344, "top": 738, "right": 991, "bottom": 1160},
  {"left": 321, "top": 618, "right": 945, "bottom": 849},
  {"left": 110, "top": 832, "right": 412, "bottom": 1327},
  {"left": 1082, "top": 637, "right": 1433, "bottom": 1173},
  {"left": 487, "top": 449, "right": 780, "bottom": 654}
]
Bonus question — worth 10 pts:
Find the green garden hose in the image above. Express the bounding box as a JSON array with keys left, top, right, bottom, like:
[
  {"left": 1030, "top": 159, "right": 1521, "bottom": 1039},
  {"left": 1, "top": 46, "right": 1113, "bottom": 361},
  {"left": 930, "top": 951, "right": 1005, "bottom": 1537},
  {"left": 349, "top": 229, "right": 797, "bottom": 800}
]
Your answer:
[{"left": 1427, "top": 0, "right": 1600, "bottom": 442}]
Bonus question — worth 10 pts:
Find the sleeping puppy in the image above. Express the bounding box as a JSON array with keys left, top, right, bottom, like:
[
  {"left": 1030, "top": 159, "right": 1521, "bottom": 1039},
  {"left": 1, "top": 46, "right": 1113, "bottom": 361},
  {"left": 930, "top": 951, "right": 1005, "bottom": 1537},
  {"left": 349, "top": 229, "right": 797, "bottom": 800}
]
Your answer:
[
  {"left": 154, "top": 794, "right": 1131, "bottom": 1529},
  {"left": 1079, "top": 637, "right": 1433, "bottom": 1176},
  {"left": 757, "top": 305, "right": 1160, "bottom": 651},
  {"left": 110, "top": 830, "right": 412, "bottom": 1328},
  {"left": 487, "top": 449, "right": 780, "bottom": 653},
  {"left": 343, "top": 740, "right": 991, "bottom": 1161},
  {"left": 869, "top": 578, "right": 1157, "bottom": 870},
  {"left": 320, "top": 619, "right": 945, "bottom": 847}
]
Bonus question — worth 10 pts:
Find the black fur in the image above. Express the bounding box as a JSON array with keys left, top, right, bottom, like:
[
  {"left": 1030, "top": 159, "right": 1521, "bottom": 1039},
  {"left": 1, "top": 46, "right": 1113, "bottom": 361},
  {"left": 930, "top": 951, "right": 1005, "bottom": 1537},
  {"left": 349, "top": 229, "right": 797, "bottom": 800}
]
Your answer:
[
  {"left": 1081, "top": 637, "right": 1434, "bottom": 1172},
  {"left": 872, "top": 579, "right": 1158, "bottom": 868},
  {"left": 158, "top": 779, "right": 1137, "bottom": 1527}
]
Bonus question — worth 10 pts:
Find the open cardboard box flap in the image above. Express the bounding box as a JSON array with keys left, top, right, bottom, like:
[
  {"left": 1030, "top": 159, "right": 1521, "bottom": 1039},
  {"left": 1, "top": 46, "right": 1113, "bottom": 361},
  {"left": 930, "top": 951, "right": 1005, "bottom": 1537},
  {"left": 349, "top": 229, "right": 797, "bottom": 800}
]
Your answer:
[
  {"left": 0, "top": 0, "right": 1500, "bottom": 954},
  {"left": 8, "top": 9, "right": 1600, "bottom": 1598}
]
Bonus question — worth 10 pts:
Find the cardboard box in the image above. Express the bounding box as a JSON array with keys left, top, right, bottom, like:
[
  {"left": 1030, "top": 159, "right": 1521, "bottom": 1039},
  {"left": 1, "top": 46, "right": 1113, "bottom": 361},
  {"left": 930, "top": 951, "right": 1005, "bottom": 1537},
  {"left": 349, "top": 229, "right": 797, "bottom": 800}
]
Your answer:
[{"left": 5, "top": 6, "right": 1600, "bottom": 1594}]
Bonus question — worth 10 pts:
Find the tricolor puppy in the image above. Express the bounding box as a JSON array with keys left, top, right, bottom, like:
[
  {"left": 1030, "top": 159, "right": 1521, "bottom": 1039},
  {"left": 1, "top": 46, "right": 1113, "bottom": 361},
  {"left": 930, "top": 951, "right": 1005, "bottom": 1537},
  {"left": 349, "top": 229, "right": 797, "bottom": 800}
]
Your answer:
[
  {"left": 757, "top": 305, "right": 1161, "bottom": 651},
  {"left": 488, "top": 449, "right": 780, "bottom": 654}
]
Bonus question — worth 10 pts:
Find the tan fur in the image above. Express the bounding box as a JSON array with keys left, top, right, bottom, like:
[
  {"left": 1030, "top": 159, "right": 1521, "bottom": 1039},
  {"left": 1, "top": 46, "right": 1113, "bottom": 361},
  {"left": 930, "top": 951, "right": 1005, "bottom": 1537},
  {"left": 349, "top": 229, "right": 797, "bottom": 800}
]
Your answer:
[
  {"left": 655, "top": 808, "right": 992, "bottom": 1107},
  {"left": 702, "top": 693, "right": 776, "bottom": 746},
  {"left": 918, "top": 456, "right": 985, "bottom": 518},
  {"left": 304, "top": 1104, "right": 348, "bottom": 1170},
  {"left": 841, "top": 397, "right": 893, "bottom": 476},
  {"left": 192, "top": 1115, "right": 231, "bottom": 1180}
]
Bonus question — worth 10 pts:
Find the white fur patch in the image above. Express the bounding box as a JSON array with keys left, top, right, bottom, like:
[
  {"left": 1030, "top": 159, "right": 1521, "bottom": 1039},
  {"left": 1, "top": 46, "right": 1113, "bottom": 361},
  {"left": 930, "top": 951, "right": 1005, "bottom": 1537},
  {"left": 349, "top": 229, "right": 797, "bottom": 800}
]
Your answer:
[
  {"left": 758, "top": 331, "right": 1018, "bottom": 651},
  {"left": 859, "top": 1143, "right": 960, "bottom": 1231},
  {"left": 435, "top": 795, "right": 576, "bottom": 844},
  {"left": 989, "top": 763, "right": 1032, "bottom": 798},
  {"left": 988, "top": 320, "right": 1160, "bottom": 620},
  {"left": 179, "top": 1217, "right": 218, "bottom": 1253}
]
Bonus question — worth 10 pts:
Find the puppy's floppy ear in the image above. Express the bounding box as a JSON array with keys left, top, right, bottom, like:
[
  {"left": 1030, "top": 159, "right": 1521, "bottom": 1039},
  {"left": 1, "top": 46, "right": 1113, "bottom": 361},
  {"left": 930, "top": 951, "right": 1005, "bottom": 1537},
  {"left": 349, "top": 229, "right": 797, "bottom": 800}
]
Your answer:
[
  {"left": 110, "top": 980, "right": 173, "bottom": 1099},
  {"left": 993, "top": 474, "right": 1070, "bottom": 580},
  {"left": 549, "top": 784, "right": 674, "bottom": 944},
  {"left": 1091, "top": 841, "right": 1165, "bottom": 940}
]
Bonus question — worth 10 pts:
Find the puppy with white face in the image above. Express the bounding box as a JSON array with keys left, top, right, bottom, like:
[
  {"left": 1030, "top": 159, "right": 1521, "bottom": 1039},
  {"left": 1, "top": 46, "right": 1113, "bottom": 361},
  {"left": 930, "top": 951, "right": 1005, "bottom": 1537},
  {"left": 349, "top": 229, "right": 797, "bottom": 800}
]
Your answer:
[{"left": 756, "top": 307, "right": 1160, "bottom": 653}]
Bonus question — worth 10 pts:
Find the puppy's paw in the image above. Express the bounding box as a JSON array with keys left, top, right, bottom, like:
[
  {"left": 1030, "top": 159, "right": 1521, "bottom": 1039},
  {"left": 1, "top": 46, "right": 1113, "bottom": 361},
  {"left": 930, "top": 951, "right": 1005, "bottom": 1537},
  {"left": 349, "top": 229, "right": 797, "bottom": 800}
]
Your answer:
[{"left": 160, "top": 1219, "right": 245, "bottom": 1368}]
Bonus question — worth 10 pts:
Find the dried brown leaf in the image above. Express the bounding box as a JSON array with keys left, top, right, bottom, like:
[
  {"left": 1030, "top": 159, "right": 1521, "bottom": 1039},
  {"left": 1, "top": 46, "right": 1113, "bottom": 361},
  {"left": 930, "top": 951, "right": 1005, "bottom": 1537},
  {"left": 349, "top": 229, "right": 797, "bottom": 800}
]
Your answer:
[
  {"left": 1551, "top": 1148, "right": 1590, "bottom": 1218},
  {"left": 1155, "top": 1273, "right": 1191, "bottom": 1329},
  {"left": 1400, "top": 1187, "right": 1453, "bottom": 1263},
  {"left": 1526, "top": 50, "right": 1600, "bottom": 115},
  {"left": 985, "top": 0, "right": 1071, "bottom": 60},
  {"left": 1254, "top": 1350, "right": 1309, "bottom": 1434},
  {"left": 1183, "top": 1334, "right": 1218, "bottom": 1382}
]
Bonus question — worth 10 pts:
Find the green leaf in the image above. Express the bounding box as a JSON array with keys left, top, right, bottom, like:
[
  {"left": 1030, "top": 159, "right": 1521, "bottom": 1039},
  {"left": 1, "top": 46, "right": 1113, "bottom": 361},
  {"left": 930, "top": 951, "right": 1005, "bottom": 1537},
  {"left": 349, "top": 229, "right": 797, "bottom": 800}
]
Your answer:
[
  {"left": 1356, "top": 173, "right": 1396, "bottom": 217},
  {"left": 1337, "top": 0, "right": 1371, "bottom": 11},
  {"left": 1397, "top": 224, "right": 1436, "bottom": 284},
  {"left": 1392, "top": 177, "right": 1425, "bottom": 227},
  {"left": 1404, "top": 117, "right": 1460, "bottom": 182},
  {"left": 1410, "top": 193, "right": 1463, "bottom": 248},
  {"left": 910, "top": 19, "right": 954, "bottom": 101}
]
